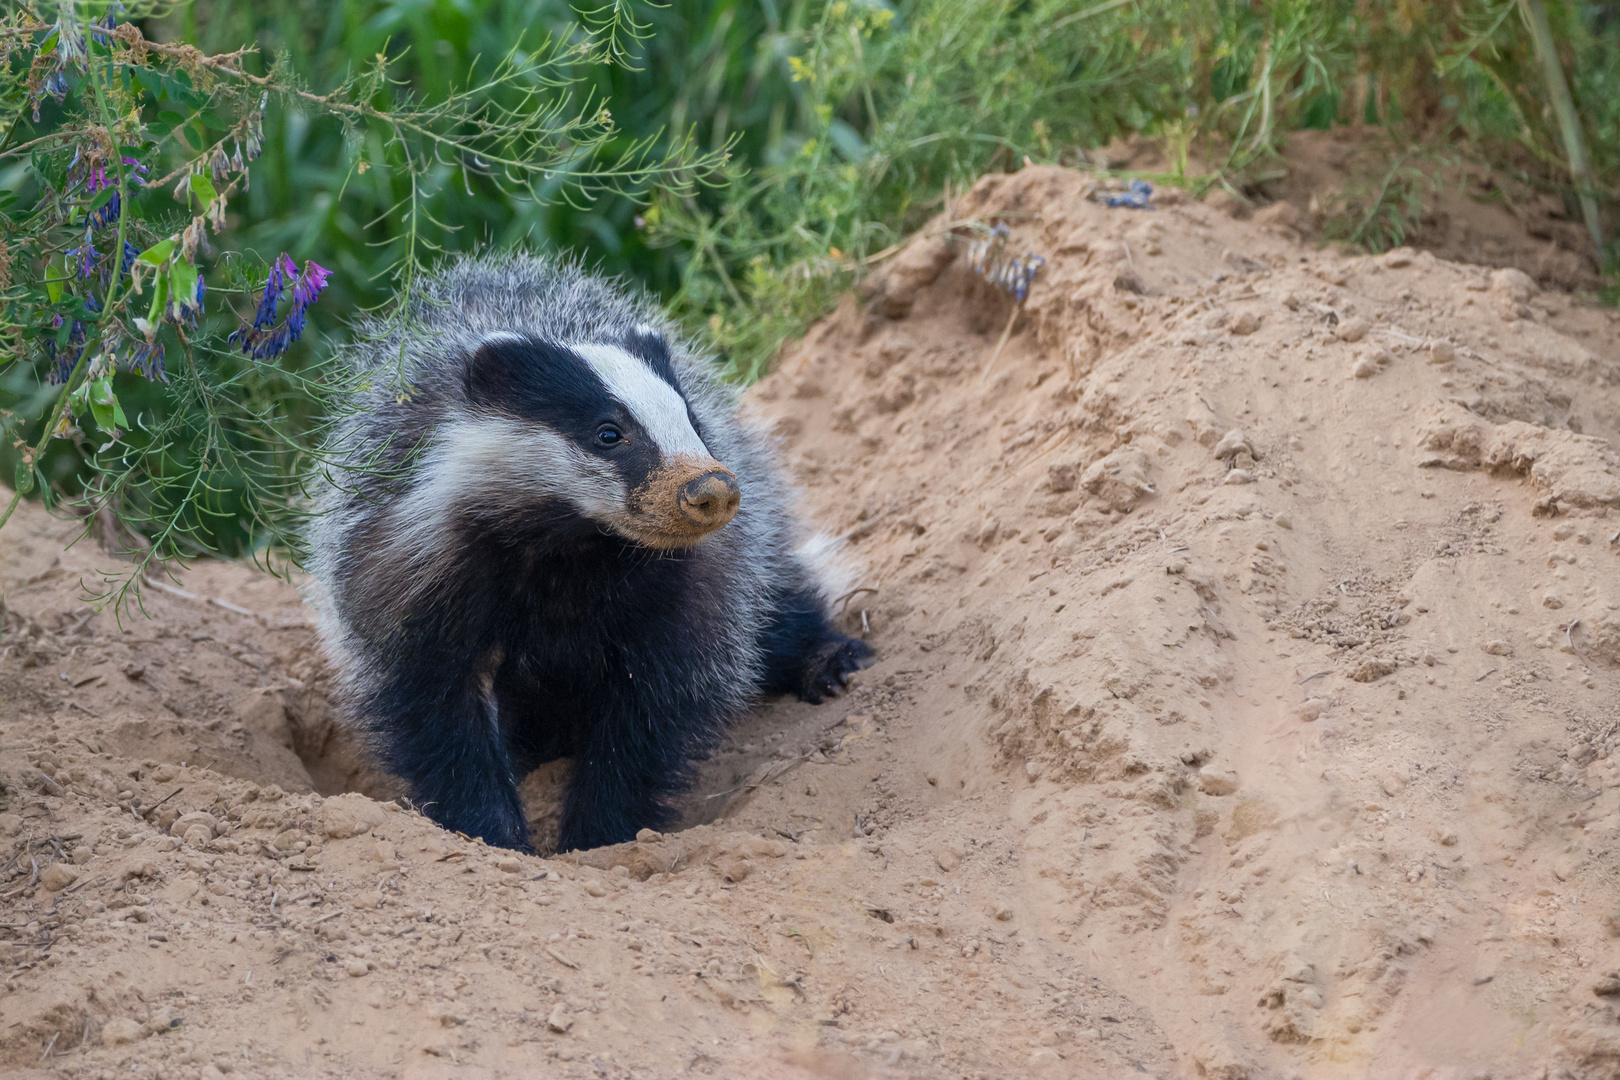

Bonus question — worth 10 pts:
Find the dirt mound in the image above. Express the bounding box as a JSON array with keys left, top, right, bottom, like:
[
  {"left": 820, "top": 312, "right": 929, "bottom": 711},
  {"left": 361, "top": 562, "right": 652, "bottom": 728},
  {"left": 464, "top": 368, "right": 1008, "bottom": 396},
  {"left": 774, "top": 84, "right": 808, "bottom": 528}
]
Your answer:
[
  {"left": 1104, "top": 127, "right": 1605, "bottom": 294},
  {"left": 6, "top": 164, "right": 1620, "bottom": 1079}
]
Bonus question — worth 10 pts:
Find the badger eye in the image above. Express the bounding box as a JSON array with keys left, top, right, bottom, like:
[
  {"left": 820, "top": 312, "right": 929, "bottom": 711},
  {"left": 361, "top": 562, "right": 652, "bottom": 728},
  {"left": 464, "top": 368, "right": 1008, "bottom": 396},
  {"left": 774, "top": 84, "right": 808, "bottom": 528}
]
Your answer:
[{"left": 595, "top": 424, "right": 624, "bottom": 448}]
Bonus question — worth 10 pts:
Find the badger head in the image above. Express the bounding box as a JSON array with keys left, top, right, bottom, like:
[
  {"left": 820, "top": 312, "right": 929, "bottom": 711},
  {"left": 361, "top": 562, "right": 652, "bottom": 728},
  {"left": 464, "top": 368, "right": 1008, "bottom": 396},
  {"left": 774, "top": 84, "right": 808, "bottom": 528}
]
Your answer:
[{"left": 451, "top": 327, "right": 740, "bottom": 549}]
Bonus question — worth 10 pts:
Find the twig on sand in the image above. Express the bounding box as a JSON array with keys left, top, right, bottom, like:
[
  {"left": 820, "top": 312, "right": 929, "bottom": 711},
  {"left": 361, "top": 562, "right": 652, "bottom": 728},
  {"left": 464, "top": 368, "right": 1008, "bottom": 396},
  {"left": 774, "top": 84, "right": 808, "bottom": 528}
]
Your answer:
[
  {"left": 141, "top": 575, "right": 268, "bottom": 625},
  {"left": 979, "top": 304, "right": 1022, "bottom": 385}
]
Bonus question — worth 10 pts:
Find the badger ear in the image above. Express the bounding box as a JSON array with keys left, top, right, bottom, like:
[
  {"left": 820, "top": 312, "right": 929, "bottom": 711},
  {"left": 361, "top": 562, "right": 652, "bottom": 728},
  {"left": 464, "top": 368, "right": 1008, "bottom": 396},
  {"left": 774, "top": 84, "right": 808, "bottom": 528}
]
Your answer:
[
  {"left": 464, "top": 332, "right": 530, "bottom": 409},
  {"left": 621, "top": 325, "right": 680, "bottom": 389}
]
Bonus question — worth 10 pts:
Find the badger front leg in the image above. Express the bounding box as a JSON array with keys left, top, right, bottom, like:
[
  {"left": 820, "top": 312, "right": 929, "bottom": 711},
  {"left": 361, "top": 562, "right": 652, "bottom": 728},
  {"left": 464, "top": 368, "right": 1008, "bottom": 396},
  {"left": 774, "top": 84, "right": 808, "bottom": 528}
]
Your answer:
[
  {"left": 366, "top": 643, "right": 532, "bottom": 852},
  {"left": 555, "top": 678, "right": 716, "bottom": 852},
  {"left": 757, "top": 580, "right": 874, "bottom": 704}
]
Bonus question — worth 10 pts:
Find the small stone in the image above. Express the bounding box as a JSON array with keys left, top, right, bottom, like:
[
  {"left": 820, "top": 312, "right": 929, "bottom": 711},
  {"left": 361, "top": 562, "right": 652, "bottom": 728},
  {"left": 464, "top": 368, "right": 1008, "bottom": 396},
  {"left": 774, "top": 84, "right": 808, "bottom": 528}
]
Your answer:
[
  {"left": 1381, "top": 774, "right": 1407, "bottom": 797},
  {"left": 1298, "top": 699, "right": 1326, "bottom": 722},
  {"left": 1482, "top": 640, "right": 1513, "bottom": 657},
  {"left": 1334, "top": 316, "right": 1370, "bottom": 343},
  {"left": 1351, "top": 355, "right": 1379, "bottom": 379},
  {"left": 101, "top": 1018, "right": 146, "bottom": 1046},
  {"left": 1428, "top": 340, "right": 1455, "bottom": 365},
  {"left": 583, "top": 879, "right": 608, "bottom": 897},
  {"left": 320, "top": 793, "right": 389, "bottom": 839},
  {"left": 1030, "top": 1048, "right": 1062, "bottom": 1065},
  {"left": 1543, "top": 593, "right": 1565, "bottom": 610},
  {"left": 994, "top": 907, "right": 1014, "bottom": 922},
  {"left": 346, "top": 958, "right": 370, "bottom": 978},
  {"left": 183, "top": 825, "right": 212, "bottom": 849},
  {"left": 1229, "top": 312, "right": 1261, "bottom": 336},
  {"left": 1383, "top": 248, "right": 1414, "bottom": 268},
  {"left": 42, "top": 863, "right": 79, "bottom": 891},
  {"left": 547, "top": 1004, "right": 573, "bottom": 1033},
  {"left": 717, "top": 856, "right": 751, "bottom": 883},
  {"left": 1212, "top": 429, "right": 1254, "bottom": 462},
  {"left": 1223, "top": 469, "right": 1254, "bottom": 485},
  {"left": 1594, "top": 975, "right": 1620, "bottom": 997},
  {"left": 0, "top": 813, "right": 20, "bottom": 837},
  {"left": 1273, "top": 514, "right": 1292, "bottom": 530},
  {"left": 496, "top": 857, "right": 522, "bottom": 874},
  {"left": 71, "top": 846, "right": 93, "bottom": 865},
  {"left": 374, "top": 841, "right": 397, "bottom": 865},
  {"left": 1489, "top": 267, "right": 1536, "bottom": 303},
  {"left": 170, "top": 811, "right": 218, "bottom": 841},
  {"left": 1198, "top": 768, "right": 1239, "bottom": 797},
  {"left": 634, "top": 828, "right": 663, "bottom": 844},
  {"left": 936, "top": 845, "right": 963, "bottom": 873}
]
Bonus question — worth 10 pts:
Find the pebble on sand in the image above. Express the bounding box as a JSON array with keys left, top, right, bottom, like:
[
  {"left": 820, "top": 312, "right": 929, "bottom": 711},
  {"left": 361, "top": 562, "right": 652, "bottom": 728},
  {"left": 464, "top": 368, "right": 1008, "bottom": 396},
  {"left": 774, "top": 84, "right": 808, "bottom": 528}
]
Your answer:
[
  {"left": 1334, "top": 316, "right": 1370, "bottom": 343},
  {"left": 42, "top": 863, "right": 79, "bottom": 891}
]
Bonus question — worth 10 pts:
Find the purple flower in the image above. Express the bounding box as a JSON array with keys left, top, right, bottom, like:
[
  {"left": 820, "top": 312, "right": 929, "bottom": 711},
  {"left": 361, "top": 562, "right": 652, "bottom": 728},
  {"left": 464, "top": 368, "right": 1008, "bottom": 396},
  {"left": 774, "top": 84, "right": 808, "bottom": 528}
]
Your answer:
[
  {"left": 128, "top": 341, "right": 167, "bottom": 382},
  {"left": 67, "top": 228, "right": 98, "bottom": 278},
  {"left": 45, "top": 319, "right": 86, "bottom": 385},
  {"left": 287, "top": 261, "right": 331, "bottom": 338},
  {"left": 89, "top": 191, "right": 121, "bottom": 230},
  {"left": 251, "top": 255, "right": 291, "bottom": 329},
  {"left": 232, "top": 254, "right": 332, "bottom": 360}
]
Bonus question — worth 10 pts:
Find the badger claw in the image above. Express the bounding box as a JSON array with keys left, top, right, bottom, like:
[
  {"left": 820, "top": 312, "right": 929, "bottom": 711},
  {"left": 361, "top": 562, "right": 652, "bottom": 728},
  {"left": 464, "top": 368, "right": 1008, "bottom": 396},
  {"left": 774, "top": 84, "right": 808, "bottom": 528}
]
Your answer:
[{"left": 798, "top": 636, "right": 875, "bottom": 704}]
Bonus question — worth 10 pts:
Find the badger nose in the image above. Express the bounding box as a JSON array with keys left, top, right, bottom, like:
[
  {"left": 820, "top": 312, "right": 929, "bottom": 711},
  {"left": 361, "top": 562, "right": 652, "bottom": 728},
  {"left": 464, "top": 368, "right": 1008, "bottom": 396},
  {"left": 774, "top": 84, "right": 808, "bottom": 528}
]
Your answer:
[{"left": 678, "top": 470, "right": 740, "bottom": 528}]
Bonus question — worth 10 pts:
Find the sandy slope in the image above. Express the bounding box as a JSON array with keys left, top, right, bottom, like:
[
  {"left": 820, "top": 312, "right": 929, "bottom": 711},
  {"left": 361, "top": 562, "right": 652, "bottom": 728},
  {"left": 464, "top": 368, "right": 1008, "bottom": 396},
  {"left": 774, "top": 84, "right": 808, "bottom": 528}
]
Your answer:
[{"left": 5, "top": 164, "right": 1620, "bottom": 1080}]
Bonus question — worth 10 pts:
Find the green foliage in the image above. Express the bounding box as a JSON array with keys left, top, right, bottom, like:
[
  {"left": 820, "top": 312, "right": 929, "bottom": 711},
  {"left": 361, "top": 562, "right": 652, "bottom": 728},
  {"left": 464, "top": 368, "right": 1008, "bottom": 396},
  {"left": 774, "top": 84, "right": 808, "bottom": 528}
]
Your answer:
[
  {"left": 0, "top": 0, "right": 719, "bottom": 609},
  {"left": 654, "top": 0, "right": 1620, "bottom": 378},
  {"left": 1321, "top": 147, "right": 1447, "bottom": 253}
]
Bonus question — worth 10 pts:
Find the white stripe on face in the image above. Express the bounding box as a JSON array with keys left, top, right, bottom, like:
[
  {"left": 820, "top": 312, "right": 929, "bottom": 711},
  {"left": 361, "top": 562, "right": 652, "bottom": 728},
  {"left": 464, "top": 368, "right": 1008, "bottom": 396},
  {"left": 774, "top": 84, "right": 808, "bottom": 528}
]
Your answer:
[
  {"left": 571, "top": 343, "right": 708, "bottom": 461},
  {"left": 383, "top": 416, "right": 628, "bottom": 574}
]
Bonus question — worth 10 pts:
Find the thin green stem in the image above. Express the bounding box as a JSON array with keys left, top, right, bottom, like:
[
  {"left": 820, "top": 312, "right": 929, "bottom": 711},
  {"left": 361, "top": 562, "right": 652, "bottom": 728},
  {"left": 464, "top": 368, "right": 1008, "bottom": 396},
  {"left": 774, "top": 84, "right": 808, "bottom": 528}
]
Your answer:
[
  {"left": 0, "top": 22, "right": 134, "bottom": 536},
  {"left": 1518, "top": 0, "right": 1608, "bottom": 270}
]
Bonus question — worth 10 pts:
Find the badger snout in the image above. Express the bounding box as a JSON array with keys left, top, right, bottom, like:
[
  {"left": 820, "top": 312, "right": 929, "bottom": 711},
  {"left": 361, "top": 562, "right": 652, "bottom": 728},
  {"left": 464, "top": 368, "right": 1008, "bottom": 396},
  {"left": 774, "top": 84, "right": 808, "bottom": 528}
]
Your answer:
[{"left": 678, "top": 470, "right": 740, "bottom": 528}]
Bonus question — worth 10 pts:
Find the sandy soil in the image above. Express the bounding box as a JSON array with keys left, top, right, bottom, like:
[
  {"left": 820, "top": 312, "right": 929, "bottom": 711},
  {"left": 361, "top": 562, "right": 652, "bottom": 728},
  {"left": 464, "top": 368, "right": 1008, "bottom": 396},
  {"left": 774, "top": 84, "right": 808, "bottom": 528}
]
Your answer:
[{"left": 6, "top": 162, "right": 1620, "bottom": 1080}]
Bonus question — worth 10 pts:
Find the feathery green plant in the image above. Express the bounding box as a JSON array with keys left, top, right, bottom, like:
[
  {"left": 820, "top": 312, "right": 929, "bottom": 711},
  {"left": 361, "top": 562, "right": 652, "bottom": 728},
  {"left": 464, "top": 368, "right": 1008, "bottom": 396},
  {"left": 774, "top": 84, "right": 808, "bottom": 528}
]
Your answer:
[{"left": 0, "top": 0, "right": 721, "bottom": 610}]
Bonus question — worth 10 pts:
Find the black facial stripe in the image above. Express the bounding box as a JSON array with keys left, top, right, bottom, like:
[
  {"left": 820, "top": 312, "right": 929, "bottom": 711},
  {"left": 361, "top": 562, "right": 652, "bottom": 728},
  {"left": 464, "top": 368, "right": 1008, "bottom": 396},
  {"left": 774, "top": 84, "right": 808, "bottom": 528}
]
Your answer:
[{"left": 464, "top": 336, "right": 660, "bottom": 493}]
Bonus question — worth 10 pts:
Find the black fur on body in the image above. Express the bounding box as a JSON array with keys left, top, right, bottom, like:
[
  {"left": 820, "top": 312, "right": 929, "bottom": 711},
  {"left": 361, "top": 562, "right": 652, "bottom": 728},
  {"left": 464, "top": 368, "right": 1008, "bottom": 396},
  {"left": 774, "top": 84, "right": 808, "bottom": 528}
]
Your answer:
[{"left": 307, "top": 255, "right": 871, "bottom": 853}]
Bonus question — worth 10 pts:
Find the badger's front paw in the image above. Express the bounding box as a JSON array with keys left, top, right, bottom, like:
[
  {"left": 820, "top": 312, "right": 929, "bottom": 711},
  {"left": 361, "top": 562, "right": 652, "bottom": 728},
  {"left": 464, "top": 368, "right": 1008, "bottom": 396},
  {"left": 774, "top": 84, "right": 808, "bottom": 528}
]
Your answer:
[{"left": 799, "top": 636, "right": 875, "bottom": 704}]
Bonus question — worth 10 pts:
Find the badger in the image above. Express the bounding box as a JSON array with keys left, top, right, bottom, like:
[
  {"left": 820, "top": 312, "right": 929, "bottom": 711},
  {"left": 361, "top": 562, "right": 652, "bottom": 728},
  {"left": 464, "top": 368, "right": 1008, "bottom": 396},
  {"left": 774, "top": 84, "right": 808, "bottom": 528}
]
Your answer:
[{"left": 306, "top": 254, "right": 872, "bottom": 853}]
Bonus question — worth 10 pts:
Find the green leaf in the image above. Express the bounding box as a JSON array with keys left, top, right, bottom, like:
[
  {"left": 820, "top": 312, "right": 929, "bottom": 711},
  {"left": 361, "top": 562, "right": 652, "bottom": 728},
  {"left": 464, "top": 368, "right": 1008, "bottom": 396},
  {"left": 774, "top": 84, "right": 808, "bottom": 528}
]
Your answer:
[
  {"left": 138, "top": 239, "right": 176, "bottom": 266},
  {"left": 169, "top": 259, "right": 200, "bottom": 310},
  {"left": 146, "top": 273, "right": 170, "bottom": 328},
  {"left": 86, "top": 378, "right": 128, "bottom": 433},
  {"left": 45, "top": 255, "right": 66, "bottom": 304},
  {"left": 86, "top": 377, "right": 128, "bottom": 434},
  {"left": 189, "top": 173, "right": 220, "bottom": 205},
  {"left": 13, "top": 460, "right": 35, "bottom": 495}
]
